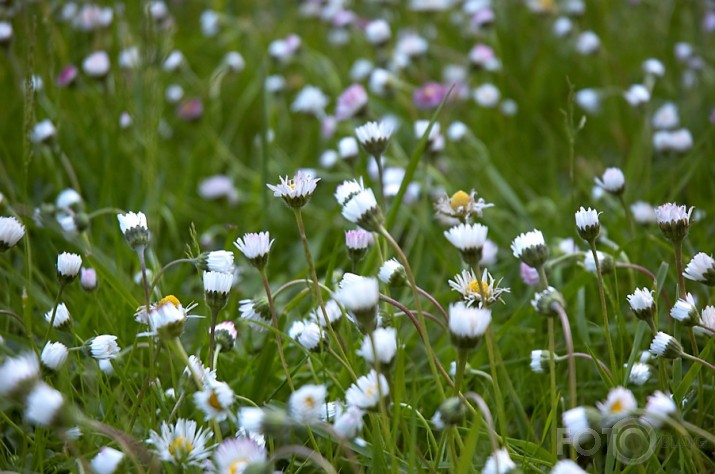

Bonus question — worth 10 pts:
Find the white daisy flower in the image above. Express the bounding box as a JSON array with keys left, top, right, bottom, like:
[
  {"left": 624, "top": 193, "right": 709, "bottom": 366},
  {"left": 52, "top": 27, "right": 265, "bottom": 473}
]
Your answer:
[
  {"left": 596, "top": 386, "right": 637, "bottom": 426},
  {"left": 238, "top": 298, "right": 271, "bottom": 331},
  {"left": 683, "top": 252, "right": 715, "bottom": 285},
  {"left": 511, "top": 230, "right": 548, "bottom": 268},
  {"left": 234, "top": 232, "right": 274, "bottom": 269},
  {"left": 30, "top": 119, "right": 57, "bottom": 144},
  {"left": 583, "top": 250, "right": 613, "bottom": 273},
  {"left": 198, "top": 250, "right": 235, "bottom": 274},
  {"left": 699, "top": 306, "right": 715, "bottom": 335},
  {"left": 655, "top": 203, "right": 692, "bottom": 242},
  {"left": 147, "top": 418, "right": 212, "bottom": 466},
  {"left": 550, "top": 459, "right": 587, "bottom": 474},
  {"left": 90, "top": 447, "right": 124, "bottom": 474},
  {"left": 334, "top": 275, "right": 380, "bottom": 331},
  {"left": 288, "top": 320, "right": 323, "bottom": 351},
  {"left": 378, "top": 258, "right": 406, "bottom": 287},
  {"left": 57, "top": 252, "right": 82, "bottom": 281},
  {"left": 670, "top": 293, "right": 699, "bottom": 326},
  {"left": 117, "top": 211, "right": 149, "bottom": 248},
  {"left": 309, "top": 299, "right": 343, "bottom": 327},
  {"left": 562, "top": 406, "right": 596, "bottom": 444},
  {"left": 444, "top": 222, "right": 488, "bottom": 265},
  {"left": 356, "top": 327, "right": 398, "bottom": 365},
  {"left": 649, "top": 331, "right": 682, "bottom": 359},
  {"left": 365, "top": 19, "right": 391, "bottom": 45},
  {"left": 335, "top": 178, "right": 366, "bottom": 206},
  {"left": 25, "top": 382, "right": 64, "bottom": 426},
  {"left": 594, "top": 168, "right": 625, "bottom": 195},
  {"left": 45, "top": 302, "right": 71, "bottom": 328},
  {"left": 345, "top": 370, "right": 389, "bottom": 409},
  {"left": 627, "top": 288, "right": 655, "bottom": 320},
  {"left": 203, "top": 271, "right": 233, "bottom": 295},
  {"left": 0, "top": 216, "right": 25, "bottom": 251},
  {"left": 267, "top": 171, "right": 320, "bottom": 208},
  {"left": 41, "top": 341, "right": 69, "bottom": 370},
  {"left": 355, "top": 121, "right": 393, "bottom": 156},
  {"left": 193, "top": 380, "right": 235, "bottom": 421},
  {"left": 211, "top": 437, "right": 267, "bottom": 474},
  {"left": 341, "top": 188, "right": 383, "bottom": 232},
  {"left": 482, "top": 448, "right": 516, "bottom": 474},
  {"left": 449, "top": 268, "right": 510, "bottom": 307},
  {"left": 627, "top": 362, "right": 651, "bottom": 386},
  {"left": 574, "top": 207, "right": 600, "bottom": 241},
  {"left": 289, "top": 384, "right": 327, "bottom": 424},
  {"left": 338, "top": 137, "right": 359, "bottom": 160},
  {"left": 333, "top": 405, "right": 365, "bottom": 439},
  {"left": 88, "top": 335, "right": 121, "bottom": 360},
  {"left": 448, "top": 302, "right": 491, "bottom": 349},
  {"left": 146, "top": 295, "right": 192, "bottom": 338},
  {"left": 0, "top": 352, "right": 40, "bottom": 398},
  {"left": 641, "top": 391, "right": 677, "bottom": 429},
  {"left": 530, "top": 350, "right": 552, "bottom": 374}
]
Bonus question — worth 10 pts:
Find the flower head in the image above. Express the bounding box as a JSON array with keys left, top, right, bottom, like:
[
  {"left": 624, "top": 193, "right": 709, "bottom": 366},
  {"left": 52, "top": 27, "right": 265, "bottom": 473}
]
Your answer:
[
  {"left": 482, "top": 448, "right": 517, "bottom": 474},
  {"left": 574, "top": 207, "right": 600, "bottom": 242},
  {"left": 449, "top": 268, "right": 510, "bottom": 307},
  {"left": 57, "top": 252, "right": 82, "bottom": 283},
  {"left": 117, "top": 211, "right": 149, "bottom": 249},
  {"left": 551, "top": 460, "right": 587, "bottom": 474},
  {"left": 345, "top": 229, "right": 373, "bottom": 263},
  {"left": 511, "top": 230, "right": 548, "bottom": 268},
  {"left": 291, "top": 85, "right": 328, "bottom": 117},
  {"left": 431, "top": 397, "right": 466, "bottom": 430},
  {"left": 197, "top": 250, "right": 235, "bottom": 274},
  {"left": 25, "top": 382, "right": 65, "bottom": 427},
  {"left": 214, "top": 321, "right": 238, "bottom": 351},
  {"left": 80, "top": 267, "right": 98, "bottom": 291},
  {"left": 627, "top": 362, "right": 651, "bottom": 386},
  {"left": 212, "top": 437, "right": 267, "bottom": 474},
  {"left": 147, "top": 295, "right": 192, "bottom": 338},
  {"left": 378, "top": 258, "right": 407, "bottom": 287},
  {"left": 448, "top": 302, "right": 491, "bottom": 349},
  {"left": 340, "top": 187, "right": 384, "bottom": 232},
  {"left": 683, "top": 252, "right": 715, "bottom": 286},
  {"left": 193, "top": 380, "right": 235, "bottom": 421},
  {"left": 203, "top": 271, "right": 233, "bottom": 310},
  {"left": 434, "top": 190, "right": 494, "bottom": 222},
  {"left": 583, "top": 250, "right": 614, "bottom": 274},
  {"left": 91, "top": 447, "right": 124, "bottom": 474},
  {"left": 562, "top": 406, "right": 601, "bottom": 445},
  {"left": 41, "top": 341, "right": 69, "bottom": 370},
  {"left": 147, "top": 418, "right": 212, "bottom": 466},
  {"left": 641, "top": 391, "right": 677, "bottom": 429},
  {"left": 530, "top": 349, "right": 554, "bottom": 374},
  {"left": 595, "top": 168, "right": 625, "bottom": 195},
  {"left": 238, "top": 297, "right": 271, "bottom": 331},
  {"left": 334, "top": 274, "right": 380, "bottom": 332},
  {"left": 289, "top": 384, "right": 327, "bottom": 424},
  {"left": 335, "top": 84, "right": 368, "bottom": 121},
  {"left": 655, "top": 203, "right": 693, "bottom": 242},
  {"left": 649, "top": 331, "right": 683, "bottom": 359},
  {"left": 88, "top": 335, "right": 120, "bottom": 360},
  {"left": 45, "top": 302, "right": 71, "bottom": 328},
  {"left": 356, "top": 327, "right": 397, "bottom": 367},
  {"left": 670, "top": 293, "right": 699, "bottom": 326},
  {"left": 309, "top": 299, "right": 343, "bottom": 328},
  {"left": 596, "top": 386, "right": 637, "bottom": 426},
  {"left": 444, "top": 223, "right": 488, "bottom": 266},
  {"left": 334, "top": 405, "right": 365, "bottom": 439},
  {"left": 267, "top": 171, "right": 320, "bottom": 209},
  {"left": 0, "top": 352, "right": 40, "bottom": 399},
  {"left": 627, "top": 288, "right": 655, "bottom": 320},
  {"left": 346, "top": 370, "right": 389, "bottom": 409},
  {"left": 531, "top": 286, "right": 566, "bottom": 317},
  {"left": 288, "top": 320, "right": 324, "bottom": 351},
  {"left": 355, "top": 121, "right": 393, "bottom": 156},
  {"left": 0, "top": 216, "right": 25, "bottom": 251}
]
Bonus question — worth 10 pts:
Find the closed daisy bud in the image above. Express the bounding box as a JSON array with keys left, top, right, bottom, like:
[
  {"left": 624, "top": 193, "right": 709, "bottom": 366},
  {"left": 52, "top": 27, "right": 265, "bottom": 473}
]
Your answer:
[
  {"left": 267, "top": 171, "right": 320, "bottom": 209},
  {"left": 334, "top": 405, "right": 365, "bottom": 439},
  {"left": 594, "top": 168, "right": 625, "bottom": 195},
  {"left": 197, "top": 250, "right": 235, "bottom": 274},
  {"left": 627, "top": 362, "right": 651, "bottom": 386},
  {"left": 520, "top": 262, "right": 540, "bottom": 287},
  {"left": 551, "top": 459, "right": 587, "bottom": 474},
  {"left": 641, "top": 391, "right": 677, "bottom": 429},
  {"left": 0, "top": 216, "right": 25, "bottom": 251},
  {"left": 0, "top": 352, "right": 40, "bottom": 400},
  {"left": 335, "top": 178, "right": 365, "bottom": 206},
  {"left": 288, "top": 320, "right": 324, "bottom": 351},
  {"left": 147, "top": 418, "right": 212, "bottom": 466},
  {"left": 234, "top": 232, "right": 274, "bottom": 269},
  {"left": 194, "top": 380, "right": 235, "bottom": 421},
  {"left": 214, "top": 321, "right": 237, "bottom": 351},
  {"left": 699, "top": 306, "right": 715, "bottom": 335},
  {"left": 511, "top": 230, "right": 548, "bottom": 268},
  {"left": 583, "top": 250, "right": 614, "bottom": 274},
  {"left": 670, "top": 293, "right": 699, "bottom": 326},
  {"left": 356, "top": 327, "right": 398, "bottom": 369},
  {"left": 335, "top": 275, "right": 380, "bottom": 332},
  {"left": 627, "top": 288, "right": 655, "bottom": 320},
  {"left": 309, "top": 299, "right": 343, "bottom": 328},
  {"left": 655, "top": 203, "right": 693, "bottom": 243},
  {"left": 90, "top": 447, "right": 124, "bottom": 474},
  {"left": 203, "top": 271, "right": 233, "bottom": 311},
  {"left": 41, "top": 341, "right": 69, "bottom": 371},
  {"left": 448, "top": 302, "right": 491, "bottom": 349},
  {"left": 530, "top": 349, "right": 554, "bottom": 374},
  {"left": 531, "top": 286, "right": 565, "bottom": 317},
  {"left": 346, "top": 370, "right": 389, "bottom": 410},
  {"left": 378, "top": 258, "right": 406, "bottom": 287},
  {"left": 562, "top": 406, "right": 601, "bottom": 446},
  {"left": 483, "top": 448, "right": 517, "bottom": 474},
  {"left": 444, "top": 223, "right": 488, "bottom": 266},
  {"left": 212, "top": 437, "right": 268, "bottom": 474},
  {"left": 117, "top": 211, "right": 149, "bottom": 249},
  {"left": 683, "top": 252, "right": 715, "bottom": 286},
  {"left": 341, "top": 188, "right": 384, "bottom": 232},
  {"left": 596, "top": 386, "right": 637, "bottom": 426},
  {"left": 80, "top": 267, "right": 98, "bottom": 291},
  {"left": 45, "top": 303, "right": 71, "bottom": 328},
  {"left": 239, "top": 297, "right": 271, "bottom": 331},
  {"left": 345, "top": 229, "right": 373, "bottom": 263},
  {"left": 57, "top": 252, "right": 82, "bottom": 283},
  {"left": 574, "top": 207, "right": 600, "bottom": 242},
  {"left": 87, "top": 335, "right": 120, "bottom": 360},
  {"left": 355, "top": 121, "right": 393, "bottom": 156},
  {"left": 649, "top": 331, "right": 683, "bottom": 359},
  {"left": 25, "top": 382, "right": 66, "bottom": 427},
  {"left": 289, "top": 384, "right": 327, "bottom": 424},
  {"left": 431, "top": 397, "right": 466, "bottom": 430}
]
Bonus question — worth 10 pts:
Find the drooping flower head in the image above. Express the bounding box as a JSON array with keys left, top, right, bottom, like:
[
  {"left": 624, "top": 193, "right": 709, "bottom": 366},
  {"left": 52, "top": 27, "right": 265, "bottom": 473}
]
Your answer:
[
  {"left": 378, "top": 258, "right": 407, "bottom": 287},
  {"left": 214, "top": 321, "right": 238, "bottom": 352},
  {"left": 626, "top": 288, "right": 655, "bottom": 321},
  {"left": 649, "top": 331, "right": 683, "bottom": 359},
  {"left": 267, "top": 171, "right": 320, "bottom": 209},
  {"left": 238, "top": 297, "right": 271, "bottom": 331},
  {"left": 87, "top": 335, "right": 121, "bottom": 360},
  {"left": 356, "top": 327, "right": 398, "bottom": 369},
  {"left": 339, "top": 183, "right": 384, "bottom": 232},
  {"left": 511, "top": 230, "right": 548, "bottom": 268},
  {"left": 670, "top": 293, "right": 700, "bottom": 326},
  {"left": 444, "top": 223, "right": 488, "bottom": 266},
  {"left": 288, "top": 319, "right": 324, "bottom": 351},
  {"left": 25, "top": 382, "right": 66, "bottom": 427},
  {"left": 683, "top": 252, "right": 715, "bottom": 286},
  {"left": 0, "top": 352, "right": 40, "bottom": 400},
  {"left": 197, "top": 250, "right": 235, "bottom": 274},
  {"left": 448, "top": 302, "right": 491, "bottom": 349}
]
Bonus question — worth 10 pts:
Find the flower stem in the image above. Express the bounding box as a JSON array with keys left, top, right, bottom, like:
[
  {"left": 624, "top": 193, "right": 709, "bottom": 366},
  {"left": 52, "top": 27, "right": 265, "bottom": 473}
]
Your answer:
[
  {"left": 373, "top": 153, "right": 386, "bottom": 211},
  {"left": 454, "top": 349, "right": 469, "bottom": 396},
  {"left": 554, "top": 304, "right": 577, "bottom": 409},
  {"left": 681, "top": 352, "right": 715, "bottom": 374},
  {"left": 171, "top": 337, "right": 203, "bottom": 388},
  {"left": 259, "top": 269, "right": 294, "bottom": 391},
  {"left": 208, "top": 306, "right": 219, "bottom": 370},
  {"left": 589, "top": 240, "right": 618, "bottom": 376},
  {"left": 547, "top": 317, "right": 558, "bottom": 457},
  {"left": 379, "top": 226, "right": 446, "bottom": 399}
]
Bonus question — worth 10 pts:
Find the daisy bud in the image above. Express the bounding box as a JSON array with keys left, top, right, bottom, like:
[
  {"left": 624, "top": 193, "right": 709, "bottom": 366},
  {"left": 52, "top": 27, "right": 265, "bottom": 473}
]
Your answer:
[
  {"left": 574, "top": 207, "right": 600, "bottom": 242},
  {"left": 531, "top": 286, "right": 565, "bottom": 317},
  {"left": 80, "top": 267, "right": 98, "bottom": 291},
  {"left": 266, "top": 171, "right": 320, "bottom": 209},
  {"left": 341, "top": 187, "right": 384, "bottom": 232},
  {"left": 0, "top": 352, "right": 40, "bottom": 400},
  {"left": 626, "top": 288, "right": 655, "bottom": 320},
  {"left": 444, "top": 223, "right": 488, "bottom": 266},
  {"left": 41, "top": 341, "right": 69, "bottom": 371},
  {"left": 57, "top": 252, "right": 82, "bottom": 284},
  {"left": 378, "top": 258, "right": 407, "bottom": 287},
  {"left": 355, "top": 121, "right": 393, "bottom": 157},
  {"left": 594, "top": 168, "right": 625, "bottom": 196},
  {"left": 431, "top": 397, "right": 466, "bottom": 430},
  {"left": 346, "top": 370, "right": 390, "bottom": 410},
  {"left": 511, "top": 229, "right": 548, "bottom": 268},
  {"left": 91, "top": 447, "right": 124, "bottom": 474},
  {"left": 87, "top": 335, "right": 121, "bottom": 360},
  {"left": 289, "top": 384, "right": 327, "bottom": 424},
  {"left": 530, "top": 349, "right": 554, "bottom": 374},
  {"left": 234, "top": 232, "right": 274, "bottom": 270},
  {"left": 0, "top": 216, "right": 25, "bottom": 251},
  {"left": 641, "top": 391, "right": 677, "bottom": 429},
  {"left": 483, "top": 448, "right": 517, "bottom": 474},
  {"left": 670, "top": 293, "right": 699, "bottom": 327},
  {"left": 334, "top": 405, "right": 365, "bottom": 439},
  {"left": 345, "top": 229, "right": 373, "bottom": 263},
  {"left": 214, "top": 321, "right": 237, "bottom": 352},
  {"left": 197, "top": 250, "right": 235, "bottom": 274},
  {"left": 203, "top": 271, "right": 233, "bottom": 311},
  {"left": 239, "top": 297, "right": 272, "bottom": 331},
  {"left": 335, "top": 178, "right": 365, "bottom": 206},
  {"left": 309, "top": 299, "right": 343, "bottom": 328},
  {"left": 338, "top": 136, "right": 360, "bottom": 161},
  {"left": 519, "top": 263, "right": 540, "bottom": 287},
  {"left": 288, "top": 320, "right": 324, "bottom": 352},
  {"left": 335, "top": 275, "right": 380, "bottom": 332},
  {"left": 699, "top": 306, "right": 715, "bottom": 335},
  {"left": 683, "top": 252, "right": 715, "bottom": 286},
  {"left": 356, "top": 327, "right": 398, "bottom": 370},
  {"left": 627, "top": 362, "right": 651, "bottom": 386},
  {"left": 655, "top": 203, "right": 693, "bottom": 243},
  {"left": 25, "top": 382, "right": 67, "bottom": 427},
  {"left": 117, "top": 211, "right": 149, "bottom": 249},
  {"left": 448, "top": 302, "right": 491, "bottom": 350},
  {"left": 45, "top": 303, "right": 71, "bottom": 328},
  {"left": 365, "top": 19, "right": 391, "bottom": 46},
  {"left": 551, "top": 460, "right": 587, "bottom": 474},
  {"left": 597, "top": 386, "right": 637, "bottom": 427},
  {"left": 649, "top": 331, "right": 683, "bottom": 359},
  {"left": 562, "top": 406, "right": 602, "bottom": 446},
  {"left": 583, "top": 250, "right": 614, "bottom": 274}
]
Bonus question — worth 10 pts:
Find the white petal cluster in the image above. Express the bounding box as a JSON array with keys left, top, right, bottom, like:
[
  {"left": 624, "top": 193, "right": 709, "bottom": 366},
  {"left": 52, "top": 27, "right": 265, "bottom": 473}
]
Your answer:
[
  {"left": 575, "top": 207, "right": 600, "bottom": 230},
  {"left": 90, "top": 447, "right": 125, "bottom": 474},
  {"left": 355, "top": 121, "right": 393, "bottom": 146},
  {"left": 448, "top": 302, "right": 492, "bottom": 339},
  {"left": 117, "top": 211, "right": 148, "bottom": 234},
  {"left": 203, "top": 270, "right": 233, "bottom": 294},
  {"left": 147, "top": 418, "right": 212, "bottom": 466},
  {"left": 594, "top": 168, "right": 625, "bottom": 193},
  {"left": 45, "top": 303, "right": 71, "bottom": 327},
  {"left": 655, "top": 203, "right": 692, "bottom": 225},
  {"left": 596, "top": 386, "right": 637, "bottom": 425},
  {"left": 288, "top": 320, "right": 323, "bottom": 350},
  {"left": 25, "top": 382, "right": 64, "bottom": 426},
  {"left": 57, "top": 252, "right": 82, "bottom": 278},
  {"left": 289, "top": 384, "right": 327, "bottom": 423},
  {"left": 626, "top": 288, "right": 654, "bottom": 312},
  {"left": 341, "top": 189, "right": 379, "bottom": 224},
  {"left": 193, "top": 380, "right": 235, "bottom": 421},
  {"left": 641, "top": 391, "right": 677, "bottom": 429},
  {"left": 482, "top": 448, "right": 516, "bottom": 474},
  {"left": 334, "top": 275, "right": 380, "bottom": 313},
  {"left": 511, "top": 230, "right": 545, "bottom": 259},
  {"left": 205, "top": 250, "right": 235, "bottom": 273},
  {"left": 335, "top": 179, "right": 365, "bottom": 206},
  {"left": 0, "top": 352, "right": 40, "bottom": 397},
  {"left": 212, "top": 437, "right": 267, "bottom": 473},
  {"left": 444, "top": 223, "right": 488, "bottom": 251},
  {"left": 683, "top": 252, "right": 715, "bottom": 282},
  {"left": 41, "top": 342, "right": 69, "bottom": 370},
  {"left": 356, "top": 327, "right": 398, "bottom": 364},
  {"left": 267, "top": 171, "right": 320, "bottom": 200},
  {"left": 89, "top": 335, "right": 121, "bottom": 360},
  {"left": 0, "top": 216, "right": 25, "bottom": 249},
  {"left": 345, "top": 370, "right": 390, "bottom": 409}
]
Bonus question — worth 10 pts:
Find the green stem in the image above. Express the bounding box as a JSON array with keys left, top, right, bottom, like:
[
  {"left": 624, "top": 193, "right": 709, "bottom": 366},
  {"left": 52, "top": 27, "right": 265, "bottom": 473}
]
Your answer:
[
  {"left": 589, "top": 241, "right": 618, "bottom": 376},
  {"left": 171, "top": 337, "right": 203, "bottom": 388},
  {"left": 373, "top": 153, "right": 386, "bottom": 211},
  {"left": 454, "top": 349, "right": 469, "bottom": 396},
  {"left": 547, "top": 317, "right": 558, "bottom": 457},
  {"left": 259, "top": 269, "right": 294, "bottom": 391},
  {"left": 555, "top": 304, "right": 577, "bottom": 409},
  {"left": 208, "top": 306, "right": 219, "bottom": 370},
  {"left": 681, "top": 352, "right": 715, "bottom": 374},
  {"left": 485, "top": 327, "right": 508, "bottom": 442}
]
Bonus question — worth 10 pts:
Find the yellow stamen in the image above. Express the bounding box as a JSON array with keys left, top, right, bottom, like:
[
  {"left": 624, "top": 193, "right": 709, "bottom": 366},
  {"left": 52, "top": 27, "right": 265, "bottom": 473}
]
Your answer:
[
  {"left": 304, "top": 396, "right": 315, "bottom": 409},
  {"left": 229, "top": 460, "right": 248, "bottom": 474},
  {"left": 159, "top": 295, "right": 181, "bottom": 308},
  {"left": 467, "top": 280, "right": 491, "bottom": 300},
  {"left": 208, "top": 392, "right": 223, "bottom": 410},
  {"left": 168, "top": 436, "right": 193, "bottom": 458},
  {"left": 611, "top": 399, "right": 624, "bottom": 413},
  {"left": 450, "top": 190, "right": 471, "bottom": 211}
]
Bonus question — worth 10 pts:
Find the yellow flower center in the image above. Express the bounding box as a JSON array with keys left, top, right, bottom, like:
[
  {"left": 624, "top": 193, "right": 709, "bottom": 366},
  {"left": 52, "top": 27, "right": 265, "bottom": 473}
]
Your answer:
[
  {"left": 208, "top": 391, "right": 223, "bottom": 410},
  {"left": 450, "top": 190, "right": 471, "bottom": 211},
  {"left": 467, "top": 280, "right": 491, "bottom": 299},
  {"left": 289, "top": 180, "right": 296, "bottom": 190},
  {"left": 611, "top": 399, "right": 624, "bottom": 413},
  {"left": 168, "top": 436, "right": 193, "bottom": 458},
  {"left": 229, "top": 459, "right": 248, "bottom": 474},
  {"left": 304, "top": 396, "right": 315, "bottom": 409},
  {"left": 159, "top": 295, "right": 181, "bottom": 308},
  {"left": 365, "top": 384, "right": 375, "bottom": 398},
  {"left": 539, "top": 0, "right": 556, "bottom": 11}
]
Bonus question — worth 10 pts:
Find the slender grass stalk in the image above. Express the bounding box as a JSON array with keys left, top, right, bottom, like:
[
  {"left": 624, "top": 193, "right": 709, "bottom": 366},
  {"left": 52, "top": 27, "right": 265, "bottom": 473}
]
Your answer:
[
  {"left": 208, "top": 306, "right": 219, "bottom": 370},
  {"left": 259, "top": 269, "right": 294, "bottom": 391},
  {"left": 588, "top": 241, "right": 618, "bottom": 375},
  {"left": 453, "top": 349, "right": 469, "bottom": 396}
]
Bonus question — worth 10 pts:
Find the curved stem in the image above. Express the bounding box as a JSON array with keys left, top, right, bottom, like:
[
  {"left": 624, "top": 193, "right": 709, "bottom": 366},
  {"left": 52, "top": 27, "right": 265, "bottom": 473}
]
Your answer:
[
  {"left": 87, "top": 207, "right": 125, "bottom": 220},
  {"left": 554, "top": 304, "right": 577, "bottom": 408},
  {"left": 464, "top": 392, "right": 500, "bottom": 454},
  {"left": 417, "top": 286, "right": 448, "bottom": 322},
  {"left": 571, "top": 353, "right": 613, "bottom": 378},
  {"left": 273, "top": 278, "right": 334, "bottom": 300},
  {"left": 148, "top": 258, "right": 196, "bottom": 294},
  {"left": 589, "top": 241, "right": 618, "bottom": 376},
  {"left": 271, "top": 445, "right": 338, "bottom": 474},
  {"left": 616, "top": 262, "right": 672, "bottom": 309},
  {"left": 259, "top": 269, "right": 294, "bottom": 391},
  {"left": 681, "top": 352, "right": 715, "bottom": 374},
  {"left": 547, "top": 317, "right": 557, "bottom": 457}
]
